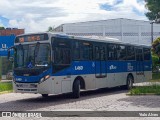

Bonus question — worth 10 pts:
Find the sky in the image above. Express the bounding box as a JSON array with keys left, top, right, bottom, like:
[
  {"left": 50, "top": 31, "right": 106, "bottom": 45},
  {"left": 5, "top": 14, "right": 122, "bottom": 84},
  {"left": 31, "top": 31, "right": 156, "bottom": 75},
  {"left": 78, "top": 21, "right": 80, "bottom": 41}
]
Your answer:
[{"left": 0, "top": 0, "right": 147, "bottom": 33}]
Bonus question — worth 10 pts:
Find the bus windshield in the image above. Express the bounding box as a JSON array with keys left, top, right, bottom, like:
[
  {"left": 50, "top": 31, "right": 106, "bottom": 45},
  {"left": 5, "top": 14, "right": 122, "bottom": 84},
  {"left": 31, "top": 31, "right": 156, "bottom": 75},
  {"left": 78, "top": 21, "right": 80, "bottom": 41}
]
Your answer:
[{"left": 14, "top": 43, "right": 50, "bottom": 68}]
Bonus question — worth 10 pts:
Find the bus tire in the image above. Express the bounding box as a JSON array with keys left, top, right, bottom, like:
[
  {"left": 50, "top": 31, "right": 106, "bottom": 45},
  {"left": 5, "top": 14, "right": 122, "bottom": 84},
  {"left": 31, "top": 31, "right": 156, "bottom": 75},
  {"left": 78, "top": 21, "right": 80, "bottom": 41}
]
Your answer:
[
  {"left": 72, "top": 80, "right": 80, "bottom": 98},
  {"left": 126, "top": 75, "right": 133, "bottom": 90},
  {"left": 41, "top": 94, "right": 48, "bottom": 98}
]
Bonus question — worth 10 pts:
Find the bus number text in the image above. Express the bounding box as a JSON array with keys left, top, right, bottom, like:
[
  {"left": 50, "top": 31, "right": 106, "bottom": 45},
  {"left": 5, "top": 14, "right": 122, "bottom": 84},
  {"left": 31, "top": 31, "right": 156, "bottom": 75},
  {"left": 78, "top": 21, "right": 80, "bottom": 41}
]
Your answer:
[{"left": 75, "top": 66, "right": 83, "bottom": 70}]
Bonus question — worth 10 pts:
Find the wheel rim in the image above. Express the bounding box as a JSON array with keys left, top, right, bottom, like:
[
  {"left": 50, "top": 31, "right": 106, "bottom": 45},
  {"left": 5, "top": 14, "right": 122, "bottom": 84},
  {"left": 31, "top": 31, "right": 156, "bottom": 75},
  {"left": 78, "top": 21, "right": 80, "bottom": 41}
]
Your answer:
[{"left": 128, "top": 77, "right": 132, "bottom": 89}]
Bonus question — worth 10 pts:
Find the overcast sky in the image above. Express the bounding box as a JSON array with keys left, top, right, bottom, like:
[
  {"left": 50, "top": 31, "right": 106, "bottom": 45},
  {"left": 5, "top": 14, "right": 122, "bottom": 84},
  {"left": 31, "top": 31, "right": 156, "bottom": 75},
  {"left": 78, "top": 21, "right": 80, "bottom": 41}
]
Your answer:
[{"left": 0, "top": 0, "right": 147, "bottom": 33}]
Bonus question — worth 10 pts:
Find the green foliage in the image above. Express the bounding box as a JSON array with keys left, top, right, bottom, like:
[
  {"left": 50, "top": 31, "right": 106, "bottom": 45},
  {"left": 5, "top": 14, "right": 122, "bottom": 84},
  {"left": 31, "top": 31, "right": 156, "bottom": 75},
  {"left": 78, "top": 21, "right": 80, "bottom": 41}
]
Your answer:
[
  {"left": 0, "top": 26, "right": 5, "bottom": 30},
  {"left": 152, "top": 37, "right": 160, "bottom": 57},
  {"left": 152, "top": 54, "right": 160, "bottom": 72},
  {"left": 0, "top": 82, "right": 13, "bottom": 92},
  {"left": 150, "top": 73, "right": 160, "bottom": 82},
  {"left": 47, "top": 26, "right": 55, "bottom": 32},
  {"left": 152, "top": 55, "right": 159, "bottom": 68},
  {"left": 129, "top": 84, "right": 160, "bottom": 95},
  {"left": 145, "top": 0, "right": 160, "bottom": 21},
  {"left": 1, "top": 57, "right": 13, "bottom": 75}
]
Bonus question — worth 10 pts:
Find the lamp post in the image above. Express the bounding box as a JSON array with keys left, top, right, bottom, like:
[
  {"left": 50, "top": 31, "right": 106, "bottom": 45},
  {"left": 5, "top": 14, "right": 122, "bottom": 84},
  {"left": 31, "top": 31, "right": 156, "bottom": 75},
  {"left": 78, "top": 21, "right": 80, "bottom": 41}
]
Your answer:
[
  {"left": 151, "top": 12, "right": 160, "bottom": 44},
  {"left": 150, "top": 21, "right": 155, "bottom": 44}
]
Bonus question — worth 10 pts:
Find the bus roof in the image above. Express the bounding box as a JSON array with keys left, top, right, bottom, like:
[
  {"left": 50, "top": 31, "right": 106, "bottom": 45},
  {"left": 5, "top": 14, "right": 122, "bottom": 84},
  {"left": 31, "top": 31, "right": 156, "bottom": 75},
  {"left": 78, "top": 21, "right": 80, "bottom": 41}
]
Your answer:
[{"left": 17, "top": 32, "right": 151, "bottom": 47}]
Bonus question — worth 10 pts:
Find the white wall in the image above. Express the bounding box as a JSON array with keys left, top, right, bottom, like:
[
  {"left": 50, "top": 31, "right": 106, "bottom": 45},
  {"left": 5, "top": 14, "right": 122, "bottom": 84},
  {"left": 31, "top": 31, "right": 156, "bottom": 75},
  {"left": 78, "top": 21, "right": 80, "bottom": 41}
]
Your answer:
[{"left": 62, "top": 18, "right": 160, "bottom": 46}]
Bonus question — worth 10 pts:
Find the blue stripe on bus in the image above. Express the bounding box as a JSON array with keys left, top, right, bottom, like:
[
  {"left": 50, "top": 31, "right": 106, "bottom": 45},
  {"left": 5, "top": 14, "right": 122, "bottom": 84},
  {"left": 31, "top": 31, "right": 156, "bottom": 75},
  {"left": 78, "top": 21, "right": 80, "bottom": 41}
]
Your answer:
[
  {"left": 53, "top": 61, "right": 152, "bottom": 76},
  {"left": 14, "top": 61, "right": 152, "bottom": 83}
]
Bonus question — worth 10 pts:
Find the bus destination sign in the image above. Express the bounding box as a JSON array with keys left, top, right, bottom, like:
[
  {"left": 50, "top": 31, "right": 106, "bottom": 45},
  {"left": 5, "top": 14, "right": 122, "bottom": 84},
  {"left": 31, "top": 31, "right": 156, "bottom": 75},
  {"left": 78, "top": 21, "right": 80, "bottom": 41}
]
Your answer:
[{"left": 15, "top": 34, "right": 48, "bottom": 43}]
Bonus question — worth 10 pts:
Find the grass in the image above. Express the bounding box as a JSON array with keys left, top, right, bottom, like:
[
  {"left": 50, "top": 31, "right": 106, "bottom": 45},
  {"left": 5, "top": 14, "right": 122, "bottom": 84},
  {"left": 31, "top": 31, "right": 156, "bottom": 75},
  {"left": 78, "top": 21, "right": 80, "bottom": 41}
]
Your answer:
[
  {"left": 0, "top": 82, "right": 13, "bottom": 93},
  {"left": 129, "top": 84, "right": 160, "bottom": 95},
  {"left": 150, "top": 73, "right": 160, "bottom": 82},
  {"left": 129, "top": 73, "right": 160, "bottom": 95}
]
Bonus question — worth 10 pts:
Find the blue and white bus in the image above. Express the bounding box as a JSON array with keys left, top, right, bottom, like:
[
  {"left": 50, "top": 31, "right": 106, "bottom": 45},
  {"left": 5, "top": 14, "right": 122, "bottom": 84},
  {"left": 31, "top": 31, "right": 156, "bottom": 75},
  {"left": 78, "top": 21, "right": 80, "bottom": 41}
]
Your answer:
[{"left": 8, "top": 32, "right": 152, "bottom": 98}]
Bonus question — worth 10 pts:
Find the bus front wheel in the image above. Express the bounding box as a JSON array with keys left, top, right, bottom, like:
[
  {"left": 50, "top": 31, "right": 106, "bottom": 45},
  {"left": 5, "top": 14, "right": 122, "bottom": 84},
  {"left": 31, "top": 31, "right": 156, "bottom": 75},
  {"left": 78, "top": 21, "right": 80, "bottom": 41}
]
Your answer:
[{"left": 72, "top": 80, "right": 80, "bottom": 98}]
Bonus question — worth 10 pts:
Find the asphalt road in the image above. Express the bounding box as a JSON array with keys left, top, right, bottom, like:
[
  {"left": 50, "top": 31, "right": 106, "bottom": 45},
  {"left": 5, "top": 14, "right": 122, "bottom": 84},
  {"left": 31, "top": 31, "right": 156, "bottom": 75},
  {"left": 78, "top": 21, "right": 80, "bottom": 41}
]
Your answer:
[{"left": 0, "top": 87, "right": 160, "bottom": 120}]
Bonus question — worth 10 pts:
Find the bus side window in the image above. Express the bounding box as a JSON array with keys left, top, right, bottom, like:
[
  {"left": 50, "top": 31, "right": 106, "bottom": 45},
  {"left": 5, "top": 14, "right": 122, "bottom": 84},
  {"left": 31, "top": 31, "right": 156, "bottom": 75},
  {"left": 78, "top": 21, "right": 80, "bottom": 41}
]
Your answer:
[
  {"left": 51, "top": 37, "right": 71, "bottom": 73},
  {"left": 143, "top": 48, "right": 151, "bottom": 61},
  {"left": 73, "top": 41, "right": 81, "bottom": 60},
  {"left": 127, "top": 46, "right": 135, "bottom": 60},
  {"left": 95, "top": 46, "right": 100, "bottom": 60},
  {"left": 117, "top": 45, "right": 126, "bottom": 60},
  {"left": 101, "top": 47, "right": 105, "bottom": 60},
  {"left": 81, "top": 41, "right": 93, "bottom": 60},
  {"left": 136, "top": 48, "right": 143, "bottom": 61},
  {"left": 108, "top": 44, "right": 117, "bottom": 60},
  {"left": 94, "top": 45, "right": 105, "bottom": 61}
]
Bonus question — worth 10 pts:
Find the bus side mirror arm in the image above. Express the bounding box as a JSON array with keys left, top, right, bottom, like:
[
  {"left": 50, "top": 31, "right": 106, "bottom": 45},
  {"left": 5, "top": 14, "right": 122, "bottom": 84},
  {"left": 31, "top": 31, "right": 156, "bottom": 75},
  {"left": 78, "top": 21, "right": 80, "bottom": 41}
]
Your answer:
[{"left": 8, "top": 46, "right": 15, "bottom": 62}]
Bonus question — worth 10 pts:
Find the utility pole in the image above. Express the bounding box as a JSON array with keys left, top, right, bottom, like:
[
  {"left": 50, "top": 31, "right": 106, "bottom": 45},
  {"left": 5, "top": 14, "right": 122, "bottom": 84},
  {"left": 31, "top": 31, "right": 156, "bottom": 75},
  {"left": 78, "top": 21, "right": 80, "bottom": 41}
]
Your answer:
[{"left": 150, "top": 21, "right": 154, "bottom": 44}]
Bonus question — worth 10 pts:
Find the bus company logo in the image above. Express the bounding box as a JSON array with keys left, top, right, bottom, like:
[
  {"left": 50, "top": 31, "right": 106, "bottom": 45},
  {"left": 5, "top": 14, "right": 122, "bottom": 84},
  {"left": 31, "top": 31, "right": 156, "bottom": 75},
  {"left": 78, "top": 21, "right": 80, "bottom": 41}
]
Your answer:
[
  {"left": 75, "top": 66, "right": 83, "bottom": 70},
  {"left": 127, "top": 63, "right": 133, "bottom": 71},
  {"left": 92, "top": 62, "right": 95, "bottom": 67},
  {"left": 109, "top": 65, "right": 117, "bottom": 70}
]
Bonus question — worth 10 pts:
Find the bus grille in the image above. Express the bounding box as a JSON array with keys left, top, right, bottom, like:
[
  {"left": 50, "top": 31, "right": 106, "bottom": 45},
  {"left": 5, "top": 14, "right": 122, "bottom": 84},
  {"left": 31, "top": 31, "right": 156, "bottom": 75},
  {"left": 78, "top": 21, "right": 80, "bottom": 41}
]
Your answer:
[{"left": 14, "top": 68, "right": 48, "bottom": 76}]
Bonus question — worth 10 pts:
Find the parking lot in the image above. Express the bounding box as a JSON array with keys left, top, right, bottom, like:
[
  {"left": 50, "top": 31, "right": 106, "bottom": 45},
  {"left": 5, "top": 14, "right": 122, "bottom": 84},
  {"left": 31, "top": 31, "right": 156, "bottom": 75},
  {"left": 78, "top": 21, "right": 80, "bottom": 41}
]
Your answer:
[{"left": 0, "top": 87, "right": 160, "bottom": 120}]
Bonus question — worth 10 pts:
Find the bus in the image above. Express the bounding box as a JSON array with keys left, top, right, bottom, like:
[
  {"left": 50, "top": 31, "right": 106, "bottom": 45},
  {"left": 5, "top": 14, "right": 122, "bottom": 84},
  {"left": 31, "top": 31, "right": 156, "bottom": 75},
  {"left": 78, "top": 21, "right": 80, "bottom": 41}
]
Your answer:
[{"left": 8, "top": 32, "right": 152, "bottom": 98}]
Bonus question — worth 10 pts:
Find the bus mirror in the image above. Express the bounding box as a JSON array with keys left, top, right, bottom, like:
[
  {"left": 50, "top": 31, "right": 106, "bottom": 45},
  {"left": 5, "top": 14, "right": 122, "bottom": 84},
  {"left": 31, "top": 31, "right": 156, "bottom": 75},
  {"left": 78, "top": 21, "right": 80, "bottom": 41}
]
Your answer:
[
  {"left": 8, "top": 46, "right": 15, "bottom": 61},
  {"left": 8, "top": 48, "right": 11, "bottom": 60},
  {"left": 8, "top": 50, "right": 10, "bottom": 60}
]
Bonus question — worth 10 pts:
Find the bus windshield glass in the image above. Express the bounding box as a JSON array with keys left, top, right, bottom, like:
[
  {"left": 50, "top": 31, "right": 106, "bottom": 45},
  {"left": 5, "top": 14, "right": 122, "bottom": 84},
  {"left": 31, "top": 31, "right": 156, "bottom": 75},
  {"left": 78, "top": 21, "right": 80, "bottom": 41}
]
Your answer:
[{"left": 14, "top": 43, "right": 50, "bottom": 68}]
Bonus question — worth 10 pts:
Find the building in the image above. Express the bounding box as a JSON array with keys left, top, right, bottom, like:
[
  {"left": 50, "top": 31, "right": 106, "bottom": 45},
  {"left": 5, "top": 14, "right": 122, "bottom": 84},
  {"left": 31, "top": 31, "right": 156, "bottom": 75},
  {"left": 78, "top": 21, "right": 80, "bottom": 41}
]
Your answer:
[
  {"left": 54, "top": 18, "right": 160, "bottom": 46},
  {"left": 0, "top": 28, "right": 24, "bottom": 36},
  {"left": 0, "top": 28, "right": 25, "bottom": 79}
]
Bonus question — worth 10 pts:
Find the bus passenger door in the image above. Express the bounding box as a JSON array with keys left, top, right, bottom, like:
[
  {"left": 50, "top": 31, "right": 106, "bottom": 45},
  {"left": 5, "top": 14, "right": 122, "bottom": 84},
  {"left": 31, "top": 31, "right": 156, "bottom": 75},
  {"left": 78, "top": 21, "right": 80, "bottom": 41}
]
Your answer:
[
  {"left": 95, "top": 45, "right": 107, "bottom": 88},
  {"left": 136, "top": 48, "right": 144, "bottom": 82},
  {"left": 52, "top": 37, "right": 72, "bottom": 94}
]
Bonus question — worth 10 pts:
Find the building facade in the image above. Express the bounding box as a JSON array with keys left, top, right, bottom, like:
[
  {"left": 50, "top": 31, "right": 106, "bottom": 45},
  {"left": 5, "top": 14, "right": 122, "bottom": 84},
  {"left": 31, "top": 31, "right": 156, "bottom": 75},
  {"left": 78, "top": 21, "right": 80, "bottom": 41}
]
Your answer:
[
  {"left": 0, "top": 28, "right": 24, "bottom": 36},
  {"left": 0, "top": 28, "right": 25, "bottom": 79},
  {"left": 55, "top": 18, "right": 160, "bottom": 46}
]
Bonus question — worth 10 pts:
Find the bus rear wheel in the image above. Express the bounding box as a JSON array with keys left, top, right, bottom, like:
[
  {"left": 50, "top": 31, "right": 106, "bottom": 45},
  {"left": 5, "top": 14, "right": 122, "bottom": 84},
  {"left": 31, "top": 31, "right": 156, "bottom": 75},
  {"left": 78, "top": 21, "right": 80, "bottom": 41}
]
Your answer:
[
  {"left": 72, "top": 80, "right": 80, "bottom": 98},
  {"left": 41, "top": 94, "right": 48, "bottom": 98},
  {"left": 126, "top": 75, "right": 133, "bottom": 90}
]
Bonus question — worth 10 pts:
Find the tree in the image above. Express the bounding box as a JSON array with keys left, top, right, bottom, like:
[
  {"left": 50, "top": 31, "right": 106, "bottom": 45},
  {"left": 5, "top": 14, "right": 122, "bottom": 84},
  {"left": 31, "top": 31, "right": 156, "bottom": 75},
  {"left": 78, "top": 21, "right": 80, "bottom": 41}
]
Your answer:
[
  {"left": 145, "top": 0, "right": 160, "bottom": 21},
  {"left": 0, "top": 26, "right": 5, "bottom": 30},
  {"left": 152, "top": 37, "right": 160, "bottom": 56},
  {"left": 47, "top": 26, "right": 55, "bottom": 32},
  {"left": 152, "top": 37, "right": 160, "bottom": 71}
]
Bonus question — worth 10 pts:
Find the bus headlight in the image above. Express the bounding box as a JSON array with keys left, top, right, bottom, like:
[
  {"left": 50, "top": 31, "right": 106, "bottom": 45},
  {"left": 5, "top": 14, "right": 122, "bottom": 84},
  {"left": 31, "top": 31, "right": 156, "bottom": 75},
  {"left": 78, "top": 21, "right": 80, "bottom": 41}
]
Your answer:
[
  {"left": 45, "top": 75, "right": 50, "bottom": 80},
  {"left": 40, "top": 75, "right": 50, "bottom": 83}
]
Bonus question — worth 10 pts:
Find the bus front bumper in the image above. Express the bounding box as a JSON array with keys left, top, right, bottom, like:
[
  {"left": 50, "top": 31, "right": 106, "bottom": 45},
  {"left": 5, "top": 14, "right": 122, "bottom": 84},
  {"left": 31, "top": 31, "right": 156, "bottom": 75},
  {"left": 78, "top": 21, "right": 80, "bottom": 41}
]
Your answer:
[{"left": 13, "top": 81, "right": 38, "bottom": 93}]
